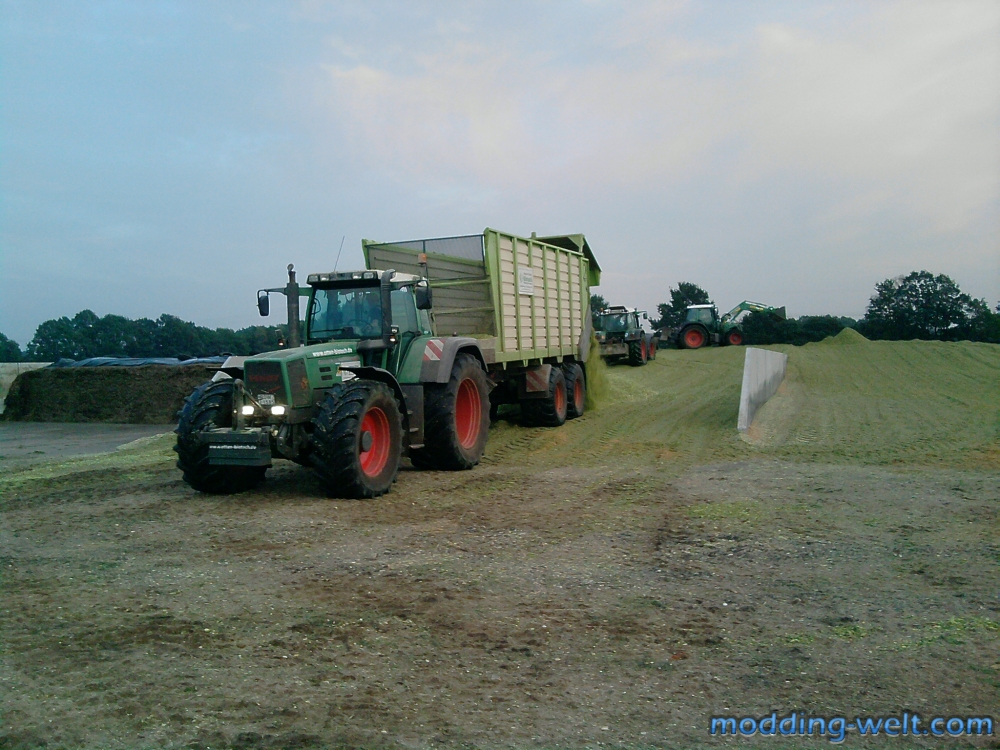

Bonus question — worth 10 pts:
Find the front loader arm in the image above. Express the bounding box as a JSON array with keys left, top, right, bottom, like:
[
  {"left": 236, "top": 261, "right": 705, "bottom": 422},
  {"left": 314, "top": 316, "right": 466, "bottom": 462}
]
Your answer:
[{"left": 721, "top": 301, "right": 787, "bottom": 323}]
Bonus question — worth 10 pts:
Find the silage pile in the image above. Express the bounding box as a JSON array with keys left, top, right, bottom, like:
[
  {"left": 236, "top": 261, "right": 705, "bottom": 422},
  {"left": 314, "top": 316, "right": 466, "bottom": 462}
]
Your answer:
[{"left": 3, "top": 365, "right": 218, "bottom": 423}]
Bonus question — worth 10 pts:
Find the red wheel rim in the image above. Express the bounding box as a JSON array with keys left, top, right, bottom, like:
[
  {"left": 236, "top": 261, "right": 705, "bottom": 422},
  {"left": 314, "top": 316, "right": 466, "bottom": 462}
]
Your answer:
[
  {"left": 554, "top": 380, "right": 567, "bottom": 416},
  {"left": 359, "top": 407, "right": 391, "bottom": 477},
  {"left": 455, "top": 378, "right": 481, "bottom": 450},
  {"left": 641, "top": 339, "right": 647, "bottom": 360},
  {"left": 729, "top": 332, "right": 743, "bottom": 345},
  {"left": 684, "top": 329, "right": 704, "bottom": 348},
  {"left": 573, "top": 379, "right": 584, "bottom": 412}
]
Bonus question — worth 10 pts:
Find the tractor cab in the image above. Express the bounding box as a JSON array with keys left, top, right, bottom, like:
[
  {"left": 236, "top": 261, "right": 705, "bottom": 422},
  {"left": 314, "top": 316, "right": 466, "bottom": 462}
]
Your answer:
[{"left": 684, "top": 304, "right": 718, "bottom": 325}]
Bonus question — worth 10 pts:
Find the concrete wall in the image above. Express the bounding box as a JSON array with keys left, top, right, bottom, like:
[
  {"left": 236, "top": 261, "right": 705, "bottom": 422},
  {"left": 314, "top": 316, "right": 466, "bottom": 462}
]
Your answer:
[
  {"left": 737, "top": 348, "right": 787, "bottom": 432},
  {"left": 0, "top": 363, "right": 51, "bottom": 414}
]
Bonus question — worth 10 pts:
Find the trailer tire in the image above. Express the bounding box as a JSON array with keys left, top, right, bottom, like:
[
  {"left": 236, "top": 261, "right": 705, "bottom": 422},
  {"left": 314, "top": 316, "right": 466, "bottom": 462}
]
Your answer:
[
  {"left": 725, "top": 329, "right": 744, "bottom": 346},
  {"left": 628, "top": 339, "right": 647, "bottom": 366},
  {"left": 563, "top": 362, "right": 586, "bottom": 419},
  {"left": 310, "top": 380, "right": 402, "bottom": 498},
  {"left": 174, "top": 380, "right": 267, "bottom": 494},
  {"left": 681, "top": 325, "right": 708, "bottom": 350},
  {"left": 521, "top": 366, "right": 568, "bottom": 427},
  {"left": 410, "top": 353, "right": 490, "bottom": 471}
]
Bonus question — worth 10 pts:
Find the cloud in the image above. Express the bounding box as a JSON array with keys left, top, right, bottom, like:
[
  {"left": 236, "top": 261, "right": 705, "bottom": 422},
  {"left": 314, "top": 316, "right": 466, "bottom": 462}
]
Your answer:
[
  {"left": 738, "top": 1, "right": 1000, "bottom": 232},
  {"left": 309, "top": 1, "right": 998, "bottom": 237}
]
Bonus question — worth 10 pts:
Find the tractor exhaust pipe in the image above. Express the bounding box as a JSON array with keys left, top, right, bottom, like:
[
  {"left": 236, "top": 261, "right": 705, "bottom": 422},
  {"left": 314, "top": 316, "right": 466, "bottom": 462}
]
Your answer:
[{"left": 285, "top": 264, "right": 301, "bottom": 348}]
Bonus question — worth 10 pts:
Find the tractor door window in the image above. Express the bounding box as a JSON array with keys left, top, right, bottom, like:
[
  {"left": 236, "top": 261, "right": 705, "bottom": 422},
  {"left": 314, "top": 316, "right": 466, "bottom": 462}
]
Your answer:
[
  {"left": 599, "top": 314, "right": 629, "bottom": 332},
  {"left": 390, "top": 287, "right": 421, "bottom": 335}
]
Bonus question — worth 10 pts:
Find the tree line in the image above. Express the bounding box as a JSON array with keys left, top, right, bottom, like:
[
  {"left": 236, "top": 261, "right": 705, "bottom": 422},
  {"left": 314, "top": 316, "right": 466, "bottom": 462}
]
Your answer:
[
  {"left": 3, "top": 269, "right": 998, "bottom": 362},
  {"left": 592, "top": 270, "right": 1000, "bottom": 345},
  {"left": 0, "top": 310, "right": 291, "bottom": 362}
]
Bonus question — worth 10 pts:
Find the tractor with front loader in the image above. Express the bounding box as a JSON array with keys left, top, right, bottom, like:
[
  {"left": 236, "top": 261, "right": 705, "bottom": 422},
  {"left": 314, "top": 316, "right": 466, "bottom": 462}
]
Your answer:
[
  {"left": 174, "top": 229, "right": 600, "bottom": 498},
  {"left": 672, "top": 300, "right": 786, "bottom": 350},
  {"left": 594, "top": 306, "right": 660, "bottom": 365}
]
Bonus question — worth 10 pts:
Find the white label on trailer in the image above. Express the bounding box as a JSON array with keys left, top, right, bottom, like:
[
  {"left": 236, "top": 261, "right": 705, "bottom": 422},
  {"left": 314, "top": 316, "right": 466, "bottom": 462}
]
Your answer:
[{"left": 517, "top": 268, "right": 534, "bottom": 296}]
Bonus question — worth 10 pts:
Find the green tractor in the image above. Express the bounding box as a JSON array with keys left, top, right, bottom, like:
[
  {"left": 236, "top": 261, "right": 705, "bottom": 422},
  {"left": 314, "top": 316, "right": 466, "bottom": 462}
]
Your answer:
[
  {"left": 174, "top": 230, "right": 598, "bottom": 499},
  {"left": 673, "top": 300, "right": 786, "bottom": 350},
  {"left": 594, "top": 306, "right": 660, "bottom": 366}
]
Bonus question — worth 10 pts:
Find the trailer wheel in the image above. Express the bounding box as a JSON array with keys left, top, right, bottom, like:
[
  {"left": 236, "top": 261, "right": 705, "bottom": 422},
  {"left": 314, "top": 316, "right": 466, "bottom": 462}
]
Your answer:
[
  {"left": 563, "top": 362, "right": 586, "bottom": 419},
  {"left": 310, "top": 380, "right": 402, "bottom": 498},
  {"left": 628, "top": 340, "right": 646, "bottom": 366},
  {"left": 725, "top": 329, "right": 744, "bottom": 346},
  {"left": 410, "top": 353, "right": 490, "bottom": 470},
  {"left": 174, "top": 380, "right": 267, "bottom": 494},
  {"left": 681, "top": 326, "right": 708, "bottom": 350},
  {"left": 521, "top": 366, "right": 568, "bottom": 427}
]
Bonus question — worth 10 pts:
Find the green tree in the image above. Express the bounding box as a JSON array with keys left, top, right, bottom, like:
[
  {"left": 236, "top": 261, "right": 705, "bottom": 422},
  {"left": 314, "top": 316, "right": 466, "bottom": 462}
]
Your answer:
[
  {"left": 656, "top": 282, "right": 710, "bottom": 329},
  {"left": 0, "top": 332, "right": 22, "bottom": 362},
  {"left": 860, "top": 271, "right": 986, "bottom": 341},
  {"left": 590, "top": 294, "right": 609, "bottom": 327}
]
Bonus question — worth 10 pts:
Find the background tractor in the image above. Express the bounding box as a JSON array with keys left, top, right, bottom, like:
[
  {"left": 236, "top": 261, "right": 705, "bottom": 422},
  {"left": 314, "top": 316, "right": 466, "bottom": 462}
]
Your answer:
[
  {"left": 594, "top": 306, "right": 660, "bottom": 366},
  {"left": 673, "top": 301, "right": 786, "bottom": 350}
]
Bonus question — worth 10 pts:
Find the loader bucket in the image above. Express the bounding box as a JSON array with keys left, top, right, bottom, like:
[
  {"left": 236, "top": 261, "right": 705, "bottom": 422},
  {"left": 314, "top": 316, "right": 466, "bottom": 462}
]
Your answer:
[{"left": 771, "top": 306, "right": 787, "bottom": 321}]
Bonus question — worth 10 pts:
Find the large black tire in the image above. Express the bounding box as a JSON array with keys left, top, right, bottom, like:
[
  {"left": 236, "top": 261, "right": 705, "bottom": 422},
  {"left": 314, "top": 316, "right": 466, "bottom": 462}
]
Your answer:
[
  {"left": 174, "top": 380, "right": 267, "bottom": 494},
  {"left": 410, "top": 353, "right": 490, "bottom": 470},
  {"left": 311, "top": 380, "right": 403, "bottom": 498},
  {"left": 521, "top": 366, "right": 568, "bottom": 427},
  {"left": 563, "top": 362, "right": 586, "bottom": 419},
  {"left": 628, "top": 339, "right": 647, "bottom": 366},
  {"left": 680, "top": 325, "right": 708, "bottom": 350}
]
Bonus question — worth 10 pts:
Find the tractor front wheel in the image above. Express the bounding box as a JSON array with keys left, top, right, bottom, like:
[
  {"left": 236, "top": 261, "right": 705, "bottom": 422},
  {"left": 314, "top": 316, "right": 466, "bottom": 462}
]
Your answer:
[
  {"left": 563, "top": 362, "right": 586, "bottom": 419},
  {"left": 174, "top": 380, "right": 267, "bottom": 494},
  {"left": 681, "top": 326, "right": 708, "bottom": 350},
  {"left": 410, "top": 353, "right": 490, "bottom": 470},
  {"left": 310, "top": 380, "right": 402, "bottom": 498},
  {"left": 725, "top": 329, "right": 744, "bottom": 346}
]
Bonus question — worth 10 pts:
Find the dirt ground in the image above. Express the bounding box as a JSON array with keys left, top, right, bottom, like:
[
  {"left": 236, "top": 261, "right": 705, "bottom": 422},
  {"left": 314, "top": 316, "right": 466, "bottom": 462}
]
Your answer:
[{"left": 2, "top": 345, "right": 999, "bottom": 749}]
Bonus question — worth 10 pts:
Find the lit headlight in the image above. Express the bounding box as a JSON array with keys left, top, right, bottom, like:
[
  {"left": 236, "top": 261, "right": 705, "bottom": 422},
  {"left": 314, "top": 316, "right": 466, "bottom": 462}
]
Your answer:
[
  {"left": 241, "top": 405, "right": 255, "bottom": 416},
  {"left": 270, "top": 405, "right": 286, "bottom": 416}
]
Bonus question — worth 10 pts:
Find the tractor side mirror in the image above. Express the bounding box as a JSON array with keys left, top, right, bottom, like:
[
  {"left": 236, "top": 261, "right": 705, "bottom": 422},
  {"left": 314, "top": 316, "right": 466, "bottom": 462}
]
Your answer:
[
  {"left": 642, "top": 312, "right": 648, "bottom": 320},
  {"left": 257, "top": 291, "right": 270, "bottom": 317},
  {"left": 415, "top": 283, "right": 433, "bottom": 310}
]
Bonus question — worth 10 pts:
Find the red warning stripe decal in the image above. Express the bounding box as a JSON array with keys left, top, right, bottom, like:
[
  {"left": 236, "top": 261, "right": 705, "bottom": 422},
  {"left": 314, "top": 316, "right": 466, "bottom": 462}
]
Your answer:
[{"left": 423, "top": 338, "right": 444, "bottom": 362}]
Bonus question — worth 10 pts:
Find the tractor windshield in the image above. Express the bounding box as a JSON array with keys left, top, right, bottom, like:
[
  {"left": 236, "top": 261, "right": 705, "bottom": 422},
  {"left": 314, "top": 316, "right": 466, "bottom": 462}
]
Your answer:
[
  {"left": 308, "top": 286, "right": 383, "bottom": 342},
  {"left": 596, "top": 313, "right": 629, "bottom": 332}
]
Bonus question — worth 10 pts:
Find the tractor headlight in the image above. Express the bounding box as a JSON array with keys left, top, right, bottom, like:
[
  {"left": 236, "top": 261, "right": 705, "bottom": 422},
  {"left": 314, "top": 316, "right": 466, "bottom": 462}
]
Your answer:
[
  {"left": 241, "top": 405, "right": 255, "bottom": 416},
  {"left": 270, "top": 405, "right": 286, "bottom": 416}
]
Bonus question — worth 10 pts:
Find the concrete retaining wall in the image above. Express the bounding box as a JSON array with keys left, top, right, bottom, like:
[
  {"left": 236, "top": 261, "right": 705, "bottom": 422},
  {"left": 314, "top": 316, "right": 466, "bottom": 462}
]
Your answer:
[
  {"left": 737, "top": 348, "right": 788, "bottom": 432},
  {"left": 0, "top": 363, "right": 51, "bottom": 415}
]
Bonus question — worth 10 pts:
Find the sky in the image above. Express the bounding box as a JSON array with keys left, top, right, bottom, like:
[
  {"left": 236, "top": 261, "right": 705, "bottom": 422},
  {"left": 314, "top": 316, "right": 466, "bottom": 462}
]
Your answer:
[{"left": 1, "top": 0, "right": 998, "bottom": 346}]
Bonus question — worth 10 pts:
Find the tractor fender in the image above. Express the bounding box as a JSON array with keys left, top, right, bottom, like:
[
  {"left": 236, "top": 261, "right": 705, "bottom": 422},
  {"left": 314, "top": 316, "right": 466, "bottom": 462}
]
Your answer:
[
  {"left": 419, "top": 337, "right": 490, "bottom": 385},
  {"left": 337, "top": 366, "right": 411, "bottom": 434}
]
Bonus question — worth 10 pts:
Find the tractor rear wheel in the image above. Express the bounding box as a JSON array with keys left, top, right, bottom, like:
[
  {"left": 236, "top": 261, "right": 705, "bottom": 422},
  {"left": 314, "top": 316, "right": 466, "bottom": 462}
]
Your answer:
[
  {"left": 648, "top": 337, "right": 658, "bottom": 360},
  {"left": 681, "top": 326, "right": 708, "bottom": 350},
  {"left": 521, "top": 366, "right": 568, "bottom": 427},
  {"left": 410, "top": 353, "right": 490, "bottom": 470},
  {"left": 310, "top": 380, "right": 402, "bottom": 498},
  {"left": 628, "top": 339, "right": 647, "bottom": 366},
  {"left": 174, "top": 380, "right": 267, "bottom": 494},
  {"left": 563, "top": 362, "right": 586, "bottom": 419},
  {"left": 725, "top": 329, "right": 744, "bottom": 346}
]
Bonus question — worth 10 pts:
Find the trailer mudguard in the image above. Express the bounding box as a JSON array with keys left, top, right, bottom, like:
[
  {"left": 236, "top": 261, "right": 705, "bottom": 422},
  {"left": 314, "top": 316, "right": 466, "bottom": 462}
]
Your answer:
[{"left": 418, "top": 337, "right": 488, "bottom": 384}]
